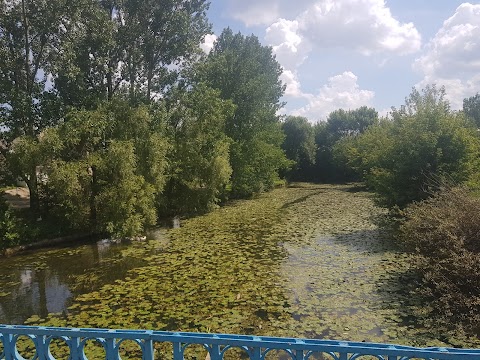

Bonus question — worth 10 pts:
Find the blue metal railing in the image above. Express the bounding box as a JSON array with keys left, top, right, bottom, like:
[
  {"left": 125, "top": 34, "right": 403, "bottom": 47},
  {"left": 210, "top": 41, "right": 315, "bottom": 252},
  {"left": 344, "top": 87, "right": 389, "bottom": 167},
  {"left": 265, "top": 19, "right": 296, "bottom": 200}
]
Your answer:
[{"left": 1, "top": 324, "right": 480, "bottom": 360}]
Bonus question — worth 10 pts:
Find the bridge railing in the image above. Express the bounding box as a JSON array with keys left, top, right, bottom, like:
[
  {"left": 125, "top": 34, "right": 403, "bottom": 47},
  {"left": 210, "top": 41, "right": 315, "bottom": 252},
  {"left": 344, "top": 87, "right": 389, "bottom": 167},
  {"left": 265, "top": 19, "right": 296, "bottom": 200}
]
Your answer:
[{"left": 1, "top": 324, "right": 479, "bottom": 360}]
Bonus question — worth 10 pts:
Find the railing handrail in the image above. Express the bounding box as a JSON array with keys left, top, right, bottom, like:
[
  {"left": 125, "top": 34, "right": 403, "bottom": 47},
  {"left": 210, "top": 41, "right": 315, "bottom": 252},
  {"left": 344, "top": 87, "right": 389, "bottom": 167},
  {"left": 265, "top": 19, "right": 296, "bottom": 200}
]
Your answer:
[{"left": 1, "top": 324, "right": 479, "bottom": 360}]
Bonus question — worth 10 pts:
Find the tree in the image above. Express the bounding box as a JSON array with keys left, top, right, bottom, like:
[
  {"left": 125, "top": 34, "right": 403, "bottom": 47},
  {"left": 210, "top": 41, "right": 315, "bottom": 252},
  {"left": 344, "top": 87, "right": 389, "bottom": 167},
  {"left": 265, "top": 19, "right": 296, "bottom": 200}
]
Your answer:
[
  {"left": 0, "top": 0, "right": 82, "bottom": 211},
  {"left": 463, "top": 93, "right": 480, "bottom": 128},
  {"left": 315, "top": 106, "right": 378, "bottom": 182},
  {"left": 41, "top": 101, "right": 169, "bottom": 237},
  {"left": 95, "top": 140, "right": 156, "bottom": 238},
  {"left": 281, "top": 116, "right": 316, "bottom": 181},
  {"left": 199, "top": 28, "right": 289, "bottom": 197},
  {"left": 337, "top": 86, "right": 480, "bottom": 208},
  {"left": 162, "top": 84, "right": 234, "bottom": 214},
  {"left": 55, "top": 0, "right": 211, "bottom": 106}
]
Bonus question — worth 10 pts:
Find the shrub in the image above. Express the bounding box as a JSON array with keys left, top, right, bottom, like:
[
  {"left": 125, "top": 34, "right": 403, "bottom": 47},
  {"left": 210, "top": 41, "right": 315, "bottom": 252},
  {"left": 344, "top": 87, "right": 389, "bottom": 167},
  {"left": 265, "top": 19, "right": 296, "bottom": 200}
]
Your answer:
[
  {"left": 0, "top": 199, "right": 21, "bottom": 249},
  {"left": 400, "top": 186, "right": 480, "bottom": 332}
]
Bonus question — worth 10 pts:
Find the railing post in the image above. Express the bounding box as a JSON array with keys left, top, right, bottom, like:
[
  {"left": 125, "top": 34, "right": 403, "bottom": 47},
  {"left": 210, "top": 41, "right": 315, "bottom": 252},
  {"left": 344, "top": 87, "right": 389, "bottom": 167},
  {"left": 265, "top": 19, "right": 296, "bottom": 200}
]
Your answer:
[
  {"left": 69, "top": 336, "right": 83, "bottom": 360},
  {"left": 209, "top": 344, "right": 222, "bottom": 360},
  {"left": 250, "top": 346, "right": 262, "bottom": 360},
  {"left": 173, "top": 341, "right": 183, "bottom": 360},
  {"left": 104, "top": 337, "right": 120, "bottom": 360},
  {"left": 295, "top": 349, "right": 304, "bottom": 360},
  {"left": 3, "top": 333, "right": 15, "bottom": 360},
  {"left": 143, "top": 339, "right": 154, "bottom": 360},
  {"left": 36, "top": 335, "right": 48, "bottom": 360}
]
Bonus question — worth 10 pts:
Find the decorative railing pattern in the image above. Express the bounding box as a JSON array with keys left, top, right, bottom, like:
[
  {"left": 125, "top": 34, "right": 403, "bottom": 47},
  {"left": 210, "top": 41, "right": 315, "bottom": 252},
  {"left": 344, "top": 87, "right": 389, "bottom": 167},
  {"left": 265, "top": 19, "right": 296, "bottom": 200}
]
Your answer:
[{"left": 1, "top": 324, "right": 480, "bottom": 360}]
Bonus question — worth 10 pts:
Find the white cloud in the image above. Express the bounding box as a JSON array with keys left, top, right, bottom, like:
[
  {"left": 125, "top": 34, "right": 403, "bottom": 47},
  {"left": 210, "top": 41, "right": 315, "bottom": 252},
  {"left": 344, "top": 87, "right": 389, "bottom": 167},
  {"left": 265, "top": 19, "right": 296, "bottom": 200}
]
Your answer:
[
  {"left": 259, "top": 0, "right": 420, "bottom": 70},
  {"left": 414, "top": 3, "right": 480, "bottom": 109},
  {"left": 200, "top": 34, "right": 217, "bottom": 54},
  {"left": 224, "top": 0, "right": 312, "bottom": 27},
  {"left": 280, "top": 70, "right": 305, "bottom": 98},
  {"left": 265, "top": 19, "right": 311, "bottom": 69},
  {"left": 297, "top": 0, "right": 421, "bottom": 56},
  {"left": 289, "top": 71, "right": 375, "bottom": 121}
]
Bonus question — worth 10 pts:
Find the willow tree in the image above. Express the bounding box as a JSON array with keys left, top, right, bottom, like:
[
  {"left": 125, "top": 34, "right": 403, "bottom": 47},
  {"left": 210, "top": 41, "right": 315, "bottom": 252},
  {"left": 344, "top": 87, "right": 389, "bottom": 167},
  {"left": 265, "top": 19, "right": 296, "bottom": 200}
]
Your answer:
[{"left": 162, "top": 83, "right": 234, "bottom": 214}]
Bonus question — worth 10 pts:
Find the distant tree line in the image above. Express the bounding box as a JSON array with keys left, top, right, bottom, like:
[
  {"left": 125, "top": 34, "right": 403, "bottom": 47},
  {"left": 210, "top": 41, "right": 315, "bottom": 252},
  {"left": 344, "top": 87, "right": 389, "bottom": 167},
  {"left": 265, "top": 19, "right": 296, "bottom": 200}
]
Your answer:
[{"left": 282, "top": 85, "right": 480, "bottom": 335}]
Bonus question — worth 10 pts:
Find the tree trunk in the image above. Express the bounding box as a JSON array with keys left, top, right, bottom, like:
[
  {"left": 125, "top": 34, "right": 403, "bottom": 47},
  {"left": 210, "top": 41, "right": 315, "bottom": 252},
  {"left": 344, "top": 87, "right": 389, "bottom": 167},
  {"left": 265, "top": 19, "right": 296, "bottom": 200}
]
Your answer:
[
  {"left": 27, "top": 167, "right": 39, "bottom": 214},
  {"left": 89, "top": 165, "right": 97, "bottom": 230}
]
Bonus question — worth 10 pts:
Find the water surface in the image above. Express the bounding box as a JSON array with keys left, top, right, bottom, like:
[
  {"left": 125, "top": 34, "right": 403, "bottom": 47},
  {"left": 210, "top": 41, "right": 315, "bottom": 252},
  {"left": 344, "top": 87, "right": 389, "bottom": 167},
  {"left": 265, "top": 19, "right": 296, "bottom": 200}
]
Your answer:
[{"left": 0, "top": 184, "right": 477, "bottom": 348}]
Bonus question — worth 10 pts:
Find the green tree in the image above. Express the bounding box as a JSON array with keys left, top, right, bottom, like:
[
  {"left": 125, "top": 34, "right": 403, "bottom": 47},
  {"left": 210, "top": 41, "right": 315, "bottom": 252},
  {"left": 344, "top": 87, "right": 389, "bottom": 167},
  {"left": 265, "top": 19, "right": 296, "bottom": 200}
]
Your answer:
[
  {"left": 315, "top": 106, "right": 378, "bottom": 182},
  {"left": 281, "top": 116, "right": 316, "bottom": 181},
  {"left": 163, "top": 84, "right": 234, "bottom": 214},
  {"left": 41, "top": 101, "right": 169, "bottom": 237},
  {"left": 199, "top": 28, "right": 288, "bottom": 197},
  {"left": 95, "top": 140, "right": 156, "bottom": 238},
  {"left": 55, "top": 0, "right": 210, "bottom": 106},
  {"left": 0, "top": 199, "right": 21, "bottom": 249},
  {"left": 0, "top": 0, "right": 81, "bottom": 211},
  {"left": 463, "top": 93, "right": 480, "bottom": 128},
  {"left": 337, "top": 86, "right": 480, "bottom": 208}
]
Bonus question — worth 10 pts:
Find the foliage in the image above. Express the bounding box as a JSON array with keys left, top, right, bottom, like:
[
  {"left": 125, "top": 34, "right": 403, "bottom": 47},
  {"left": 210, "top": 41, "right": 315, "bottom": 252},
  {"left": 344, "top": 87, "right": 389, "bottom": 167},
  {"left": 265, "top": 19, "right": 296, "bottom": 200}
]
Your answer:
[
  {"left": 463, "top": 92, "right": 480, "bottom": 128},
  {"left": 400, "top": 186, "right": 480, "bottom": 333},
  {"left": 55, "top": 0, "right": 210, "bottom": 105},
  {"left": 326, "top": 106, "right": 379, "bottom": 138},
  {"left": 0, "top": 199, "right": 21, "bottom": 249},
  {"left": 281, "top": 116, "right": 316, "bottom": 181},
  {"left": 0, "top": 0, "right": 80, "bottom": 210},
  {"left": 315, "top": 106, "right": 378, "bottom": 182},
  {"left": 336, "top": 86, "right": 480, "bottom": 208},
  {"left": 42, "top": 160, "right": 93, "bottom": 231},
  {"left": 198, "top": 28, "right": 289, "bottom": 197},
  {"left": 40, "top": 101, "right": 168, "bottom": 237},
  {"left": 163, "top": 84, "right": 234, "bottom": 214},
  {"left": 95, "top": 141, "right": 156, "bottom": 238}
]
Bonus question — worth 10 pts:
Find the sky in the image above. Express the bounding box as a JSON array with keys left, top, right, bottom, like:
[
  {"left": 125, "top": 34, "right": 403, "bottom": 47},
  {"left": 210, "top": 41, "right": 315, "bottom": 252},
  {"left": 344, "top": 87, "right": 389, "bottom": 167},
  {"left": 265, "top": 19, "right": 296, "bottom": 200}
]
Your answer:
[{"left": 202, "top": 0, "right": 480, "bottom": 122}]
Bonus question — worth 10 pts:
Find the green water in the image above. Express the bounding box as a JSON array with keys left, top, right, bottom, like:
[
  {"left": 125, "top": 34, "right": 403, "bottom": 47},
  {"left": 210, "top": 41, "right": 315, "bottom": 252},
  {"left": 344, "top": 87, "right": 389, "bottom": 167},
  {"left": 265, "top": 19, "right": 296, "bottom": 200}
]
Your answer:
[{"left": 0, "top": 184, "right": 477, "bottom": 348}]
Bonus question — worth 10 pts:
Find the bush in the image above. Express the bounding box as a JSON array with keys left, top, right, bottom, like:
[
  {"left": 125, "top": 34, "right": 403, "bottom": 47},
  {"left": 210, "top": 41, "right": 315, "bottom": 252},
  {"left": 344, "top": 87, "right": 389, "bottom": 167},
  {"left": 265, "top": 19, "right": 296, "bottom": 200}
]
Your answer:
[
  {"left": 336, "top": 86, "right": 480, "bottom": 208},
  {"left": 400, "top": 186, "right": 480, "bottom": 332},
  {"left": 0, "top": 199, "right": 21, "bottom": 249}
]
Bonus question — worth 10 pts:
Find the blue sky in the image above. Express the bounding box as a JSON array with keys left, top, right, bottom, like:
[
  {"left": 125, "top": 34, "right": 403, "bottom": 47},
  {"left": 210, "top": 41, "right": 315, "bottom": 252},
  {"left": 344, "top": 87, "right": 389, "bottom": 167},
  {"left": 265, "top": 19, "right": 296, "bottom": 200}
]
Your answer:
[{"left": 202, "top": 1, "right": 480, "bottom": 122}]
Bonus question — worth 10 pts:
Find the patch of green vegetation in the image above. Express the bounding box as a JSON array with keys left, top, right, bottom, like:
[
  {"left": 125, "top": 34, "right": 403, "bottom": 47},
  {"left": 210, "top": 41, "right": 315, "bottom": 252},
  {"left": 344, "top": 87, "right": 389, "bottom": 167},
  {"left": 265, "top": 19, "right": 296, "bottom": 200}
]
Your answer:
[{"left": 17, "top": 184, "right": 480, "bottom": 352}]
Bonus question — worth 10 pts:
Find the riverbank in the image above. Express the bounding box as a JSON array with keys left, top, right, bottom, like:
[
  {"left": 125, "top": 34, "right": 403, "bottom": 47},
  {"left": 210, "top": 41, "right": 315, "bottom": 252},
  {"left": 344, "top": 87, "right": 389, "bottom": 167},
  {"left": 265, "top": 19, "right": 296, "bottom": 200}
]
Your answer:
[{"left": 1, "top": 233, "right": 93, "bottom": 257}]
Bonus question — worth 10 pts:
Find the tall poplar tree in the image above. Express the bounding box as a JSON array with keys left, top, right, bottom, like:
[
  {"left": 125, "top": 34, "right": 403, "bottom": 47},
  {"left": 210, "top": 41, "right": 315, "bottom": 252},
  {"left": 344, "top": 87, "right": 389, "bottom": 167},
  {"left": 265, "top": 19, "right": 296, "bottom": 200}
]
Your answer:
[
  {"left": 55, "top": 0, "right": 211, "bottom": 106},
  {"left": 199, "top": 28, "right": 288, "bottom": 197},
  {"left": 0, "top": 0, "right": 82, "bottom": 211}
]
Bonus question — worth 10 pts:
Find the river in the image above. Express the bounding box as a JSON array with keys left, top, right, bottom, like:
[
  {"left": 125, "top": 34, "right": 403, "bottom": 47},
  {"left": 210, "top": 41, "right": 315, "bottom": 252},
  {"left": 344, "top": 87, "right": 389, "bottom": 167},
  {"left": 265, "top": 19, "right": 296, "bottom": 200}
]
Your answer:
[{"left": 0, "top": 183, "right": 477, "bottom": 349}]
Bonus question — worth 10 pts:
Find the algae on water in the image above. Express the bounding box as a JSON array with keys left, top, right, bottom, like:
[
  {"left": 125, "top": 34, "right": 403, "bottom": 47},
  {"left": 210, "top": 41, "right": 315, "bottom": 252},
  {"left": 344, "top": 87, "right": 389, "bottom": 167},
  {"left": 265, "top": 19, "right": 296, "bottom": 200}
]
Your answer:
[{"left": 4, "top": 183, "right": 479, "bottom": 350}]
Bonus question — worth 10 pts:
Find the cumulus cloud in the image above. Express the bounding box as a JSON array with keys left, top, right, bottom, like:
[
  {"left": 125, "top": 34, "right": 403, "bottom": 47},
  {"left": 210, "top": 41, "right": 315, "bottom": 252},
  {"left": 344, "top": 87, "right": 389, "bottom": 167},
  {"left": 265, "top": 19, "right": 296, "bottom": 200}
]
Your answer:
[
  {"left": 224, "top": 0, "right": 313, "bottom": 27},
  {"left": 290, "top": 71, "right": 375, "bottom": 120},
  {"left": 280, "top": 70, "right": 305, "bottom": 98},
  {"left": 265, "top": 19, "right": 311, "bottom": 69},
  {"left": 297, "top": 0, "right": 421, "bottom": 56},
  {"left": 414, "top": 3, "right": 480, "bottom": 109},
  {"left": 261, "top": 0, "right": 421, "bottom": 71},
  {"left": 200, "top": 34, "right": 217, "bottom": 54}
]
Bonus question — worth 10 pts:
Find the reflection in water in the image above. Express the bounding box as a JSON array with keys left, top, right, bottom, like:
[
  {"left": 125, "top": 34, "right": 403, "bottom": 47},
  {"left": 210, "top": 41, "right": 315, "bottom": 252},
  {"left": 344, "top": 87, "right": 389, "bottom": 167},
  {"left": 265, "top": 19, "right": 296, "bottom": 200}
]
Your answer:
[
  {"left": 0, "top": 238, "right": 148, "bottom": 324},
  {"left": 172, "top": 216, "right": 181, "bottom": 228}
]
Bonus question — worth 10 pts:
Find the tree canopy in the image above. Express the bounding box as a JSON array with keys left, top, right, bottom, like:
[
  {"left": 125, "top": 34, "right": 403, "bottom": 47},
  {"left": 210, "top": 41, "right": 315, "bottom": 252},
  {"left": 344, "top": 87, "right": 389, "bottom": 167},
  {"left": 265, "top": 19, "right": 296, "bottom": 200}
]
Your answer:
[
  {"left": 335, "top": 86, "right": 480, "bottom": 207},
  {"left": 198, "top": 28, "right": 289, "bottom": 197}
]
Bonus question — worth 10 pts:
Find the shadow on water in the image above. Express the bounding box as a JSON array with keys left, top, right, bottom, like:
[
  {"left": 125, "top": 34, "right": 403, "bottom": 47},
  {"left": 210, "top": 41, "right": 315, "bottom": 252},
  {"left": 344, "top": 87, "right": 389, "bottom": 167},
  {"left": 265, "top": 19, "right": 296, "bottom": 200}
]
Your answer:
[
  {"left": 281, "top": 191, "right": 325, "bottom": 210},
  {"left": 329, "top": 229, "right": 398, "bottom": 254}
]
